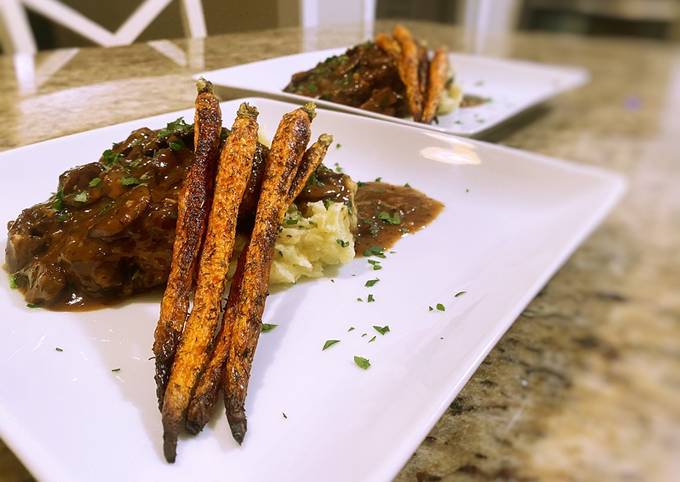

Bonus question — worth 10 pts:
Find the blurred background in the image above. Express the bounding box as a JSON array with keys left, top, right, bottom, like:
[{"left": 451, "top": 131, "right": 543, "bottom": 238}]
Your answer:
[{"left": 1, "top": 0, "right": 679, "bottom": 54}]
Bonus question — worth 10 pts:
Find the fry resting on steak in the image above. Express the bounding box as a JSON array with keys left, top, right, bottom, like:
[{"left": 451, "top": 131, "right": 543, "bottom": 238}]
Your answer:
[
  {"left": 224, "top": 103, "right": 320, "bottom": 444},
  {"left": 161, "top": 103, "right": 259, "bottom": 462},
  {"left": 153, "top": 79, "right": 222, "bottom": 409},
  {"left": 184, "top": 132, "right": 333, "bottom": 434},
  {"left": 393, "top": 24, "right": 424, "bottom": 121},
  {"left": 421, "top": 48, "right": 450, "bottom": 124}
]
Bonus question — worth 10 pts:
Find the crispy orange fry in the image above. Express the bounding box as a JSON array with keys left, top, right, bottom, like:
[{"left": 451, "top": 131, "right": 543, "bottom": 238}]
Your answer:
[
  {"left": 393, "top": 24, "right": 423, "bottom": 121},
  {"left": 152, "top": 79, "right": 221, "bottom": 409},
  {"left": 421, "top": 48, "right": 450, "bottom": 124},
  {"left": 184, "top": 132, "right": 333, "bottom": 435},
  {"left": 223, "top": 104, "right": 316, "bottom": 444},
  {"left": 161, "top": 103, "right": 259, "bottom": 463},
  {"left": 375, "top": 32, "right": 401, "bottom": 59}
]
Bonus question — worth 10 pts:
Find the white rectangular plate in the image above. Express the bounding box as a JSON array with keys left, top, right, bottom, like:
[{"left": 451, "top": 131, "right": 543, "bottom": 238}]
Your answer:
[
  {"left": 0, "top": 98, "right": 623, "bottom": 482},
  {"left": 199, "top": 48, "right": 589, "bottom": 137}
]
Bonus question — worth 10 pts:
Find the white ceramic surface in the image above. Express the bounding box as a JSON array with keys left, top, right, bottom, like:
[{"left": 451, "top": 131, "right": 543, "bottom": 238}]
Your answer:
[
  {"left": 199, "top": 48, "right": 589, "bottom": 137},
  {"left": 0, "top": 98, "right": 624, "bottom": 482}
]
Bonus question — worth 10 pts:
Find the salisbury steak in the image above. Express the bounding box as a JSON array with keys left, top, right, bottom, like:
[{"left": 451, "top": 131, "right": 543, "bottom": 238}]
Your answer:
[{"left": 6, "top": 119, "right": 355, "bottom": 308}]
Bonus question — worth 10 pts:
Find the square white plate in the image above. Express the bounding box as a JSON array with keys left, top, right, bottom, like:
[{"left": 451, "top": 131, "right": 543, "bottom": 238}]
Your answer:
[
  {"left": 0, "top": 98, "right": 623, "bottom": 482},
  {"left": 199, "top": 48, "right": 589, "bottom": 137}
]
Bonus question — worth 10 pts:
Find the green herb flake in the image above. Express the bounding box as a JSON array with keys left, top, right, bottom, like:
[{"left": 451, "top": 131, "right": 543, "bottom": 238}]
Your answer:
[
  {"left": 55, "top": 347, "right": 63, "bottom": 352},
  {"left": 363, "top": 246, "right": 385, "bottom": 258},
  {"left": 336, "top": 239, "right": 350, "bottom": 248},
  {"left": 73, "top": 191, "right": 88, "bottom": 203},
  {"left": 336, "top": 143, "right": 342, "bottom": 149},
  {"left": 111, "top": 368, "right": 121, "bottom": 372},
  {"left": 378, "top": 211, "right": 401, "bottom": 225},
  {"left": 367, "top": 294, "right": 375, "bottom": 303},
  {"left": 88, "top": 177, "right": 102, "bottom": 188},
  {"left": 361, "top": 333, "right": 367, "bottom": 337},
  {"left": 454, "top": 290, "right": 467, "bottom": 297},
  {"left": 374, "top": 177, "right": 382, "bottom": 182},
  {"left": 158, "top": 117, "right": 191, "bottom": 139},
  {"left": 322, "top": 339, "right": 340, "bottom": 350},
  {"left": 356, "top": 297, "right": 364, "bottom": 302},
  {"left": 348, "top": 326, "right": 355, "bottom": 332},
  {"left": 373, "top": 325, "right": 390, "bottom": 335},
  {"left": 365, "top": 278, "right": 379, "bottom": 287},
  {"left": 261, "top": 323, "right": 278, "bottom": 333},
  {"left": 284, "top": 218, "right": 298, "bottom": 226},
  {"left": 354, "top": 356, "right": 371, "bottom": 369},
  {"left": 368, "top": 335, "right": 377, "bottom": 343},
  {"left": 428, "top": 306, "right": 434, "bottom": 312},
  {"left": 9, "top": 275, "right": 18, "bottom": 289},
  {"left": 357, "top": 181, "right": 366, "bottom": 188},
  {"left": 334, "top": 162, "right": 344, "bottom": 173},
  {"left": 120, "top": 176, "right": 140, "bottom": 186},
  {"left": 52, "top": 189, "right": 64, "bottom": 212},
  {"left": 436, "top": 303, "right": 446, "bottom": 312},
  {"left": 367, "top": 259, "right": 382, "bottom": 270},
  {"left": 101, "top": 149, "right": 123, "bottom": 166},
  {"left": 404, "top": 182, "right": 411, "bottom": 188},
  {"left": 282, "top": 412, "right": 288, "bottom": 419},
  {"left": 26, "top": 303, "right": 40, "bottom": 308},
  {"left": 169, "top": 139, "right": 185, "bottom": 151}
]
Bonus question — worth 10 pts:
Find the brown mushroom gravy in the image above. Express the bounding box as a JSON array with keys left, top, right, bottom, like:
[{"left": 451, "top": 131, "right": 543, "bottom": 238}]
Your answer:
[{"left": 354, "top": 182, "right": 443, "bottom": 254}]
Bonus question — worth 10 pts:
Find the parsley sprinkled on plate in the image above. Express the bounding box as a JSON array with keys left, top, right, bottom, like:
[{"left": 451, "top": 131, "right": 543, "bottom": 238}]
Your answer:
[
  {"left": 364, "top": 246, "right": 385, "bottom": 258},
  {"left": 367, "top": 259, "right": 382, "bottom": 270},
  {"left": 365, "top": 278, "right": 379, "bottom": 287},
  {"left": 111, "top": 368, "right": 121, "bottom": 372},
  {"left": 354, "top": 356, "right": 371, "bottom": 369},
  {"left": 367, "top": 294, "right": 375, "bottom": 302},
  {"left": 26, "top": 303, "right": 40, "bottom": 308},
  {"left": 120, "top": 176, "right": 140, "bottom": 186},
  {"left": 282, "top": 412, "right": 288, "bottom": 419},
  {"left": 436, "top": 303, "right": 445, "bottom": 312},
  {"left": 454, "top": 291, "right": 467, "bottom": 297},
  {"left": 322, "top": 339, "right": 340, "bottom": 350},
  {"left": 348, "top": 326, "right": 355, "bottom": 332},
  {"left": 261, "top": 323, "right": 278, "bottom": 333},
  {"left": 55, "top": 347, "right": 63, "bottom": 352},
  {"left": 368, "top": 335, "right": 376, "bottom": 343},
  {"left": 374, "top": 177, "right": 382, "bottom": 182},
  {"left": 9, "top": 275, "right": 17, "bottom": 289},
  {"left": 428, "top": 306, "right": 434, "bottom": 312},
  {"left": 169, "top": 139, "right": 185, "bottom": 151},
  {"left": 373, "top": 325, "right": 390, "bottom": 335}
]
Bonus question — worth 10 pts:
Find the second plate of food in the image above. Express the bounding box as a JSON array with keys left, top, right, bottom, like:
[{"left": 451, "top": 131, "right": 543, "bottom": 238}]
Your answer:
[
  {"left": 199, "top": 26, "right": 588, "bottom": 137},
  {"left": 0, "top": 97, "right": 622, "bottom": 482}
]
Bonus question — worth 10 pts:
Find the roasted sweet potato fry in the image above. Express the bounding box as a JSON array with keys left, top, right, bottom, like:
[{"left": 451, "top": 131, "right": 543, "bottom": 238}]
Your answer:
[
  {"left": 375, "top": 32, "right": 401, "bottom": 59},
  {"left": 421, "top": 48, "right": 450, "bottom": 124},
  {"left": 184, "top": 132, "right": 333, "bottom": 435},
  {"left": 152, "top": 79, "right": 221, "bottom": 409},
  {"left": 393, "top": 24, "right": 423, "bottom": 121},
  {"left": 161, "top": 103, "right": 260, "bottom": 463},
  {"left": 223, "top": 104, "right": 316, "bottom": 444}
]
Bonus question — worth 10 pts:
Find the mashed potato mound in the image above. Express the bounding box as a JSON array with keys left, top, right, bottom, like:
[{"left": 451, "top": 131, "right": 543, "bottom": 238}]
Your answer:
[{"left": 269, "top": 201, "right": 355, "bottom": 284}]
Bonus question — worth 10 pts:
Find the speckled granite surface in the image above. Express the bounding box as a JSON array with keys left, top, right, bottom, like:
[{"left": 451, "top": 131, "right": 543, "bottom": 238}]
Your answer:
[{"left": 1, "top": 21, "right": 678, "bottom": 482}]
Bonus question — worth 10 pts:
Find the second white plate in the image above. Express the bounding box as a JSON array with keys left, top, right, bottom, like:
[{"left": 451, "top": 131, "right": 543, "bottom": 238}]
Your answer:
[{"left": 199, "top": 47, "right": 589, "bottom": 137}]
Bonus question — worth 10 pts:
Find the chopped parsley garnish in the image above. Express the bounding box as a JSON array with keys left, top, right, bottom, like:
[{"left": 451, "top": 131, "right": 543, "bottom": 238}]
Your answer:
[
  {"left": 361, "top": 333, "right": 367, "bottom": 337},
  {"left": 26, "top": 303, "right": 40, "bottom": 308},
  {"left": 111, "top": 368, "right": 121, "bottom": 372},
  {"left": 374, "top": 177, "right": 382, "bottom": 182},
  {"left": 336, "top": 143, "right": 342, "bottom": 149},
  {"left": 282, "top": 412, "right": 288, "bottom": 419},
  {"left": 347, "top": 326, "right": 355, "bottom": 332},
  {"left": 158, "top": 117, "right": 191, "bottom": 139},
  {"left": 55, "top": 347, "right": 63, "bottom": 352},
  {"left": 368, "top": 335, "right": 376, "bottom": 343},
  {"left": 334, "top": 162, "right": 343, "bottom": 173},
  {"left": 357, "top": 181, "right": 366, "bottom": 187},
  {"left": 322, "top": 339, "right": 340, "bottom": 350},
  {"left": 378, "top": 211, "right": 401, "bottom": 225},
  {"left": 428, "top": 306, "right": 434, "bottom": 312},
  {"left": 336, "top": 239, "right": 350, "bottom": 248},
  {"left": 284, "top": 218, "right": 298, "bottom": 225},
  {"left": 169, "top": 139, "right": 185, "bottom": 151},
  {"left": 120, "top": 176, "right": 141, "bottom": 186},
  {"left": 404, "top": 182, "right": 411, "bottom": 188},
  {"left": 365, "top": 278, "right": 379, "bottom": 287},
  {"left": 356, "top": 297, "right": 364, "bottom": 302},
  {"left": 101, "top": 149, "right": 123, "bottom": 166},
  {"left": 354, "top": 356, "right": 371, "bottom": 369},
  {"left": 261, "top": 323, "right": 278, "bottom": 333},
  {"left": 454, "top": 290, "right": 467, "bottom": 297},
  {"left": 9, "top": 275, "right": 18, "bottom": 289},
  {"left": 88, "top": 177, "right": 102, "bottom": 187},
  {"left": 367, "top": 259, "right": 382, "bottom": 270},
  {"left": 73, "top": 191, "right": 88, "bottom": 202},
  {"left": 363, "top": 246, "right": 385, "bottom": 258},
  {"left": 148, "top": 355, "right": 156, "bottom": 360},
  {"left": 373, "top": 325, "right": 390, "bottom": 335},
  {"left": 52, "top": 189, "right": 64, "bottom": 212},
  {"left": 367, "top": 294, "right": 375, "bottom": 303},
  {"left": 436, "top": 303, "right": 446, "bottom": 312}
]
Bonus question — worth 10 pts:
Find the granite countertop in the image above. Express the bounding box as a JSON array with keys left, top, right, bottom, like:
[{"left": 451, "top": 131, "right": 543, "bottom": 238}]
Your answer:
[{"left": 1, "top": 20, "right": 678, "bottom": 482}]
